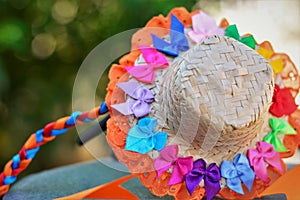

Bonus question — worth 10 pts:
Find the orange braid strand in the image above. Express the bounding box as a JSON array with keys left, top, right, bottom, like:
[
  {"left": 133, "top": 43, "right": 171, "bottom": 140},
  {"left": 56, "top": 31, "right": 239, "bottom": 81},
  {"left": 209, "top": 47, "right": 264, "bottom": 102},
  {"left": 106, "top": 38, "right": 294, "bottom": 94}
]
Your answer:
[{"left": 0, "top": 102, "right": 108, "bottom": 197}]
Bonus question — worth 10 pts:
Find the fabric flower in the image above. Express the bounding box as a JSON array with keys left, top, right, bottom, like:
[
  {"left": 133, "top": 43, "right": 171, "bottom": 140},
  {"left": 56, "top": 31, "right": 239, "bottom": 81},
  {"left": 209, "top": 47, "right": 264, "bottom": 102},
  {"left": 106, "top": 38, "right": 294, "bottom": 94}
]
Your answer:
[
  {"left": 248, "top": 141, "right": 283, "bottom": 183},
  {"left": 188, "top": 11, "right": 224, "bottom": 43},
  {"left": 124, "top": 117, "right": 168, "bottom": 154},
  {"left": 154, "top": 145, "right": 193, "bottom": 185},
  {"left": 220, "top": 154, "right": 255, "bottom": 194},
  {"left": 269, "top": 84, "right": 297, "bottom": 117},
  {"left": 111, "top": 82, "right": 154, "bottom": 118},
  {"left": 185, "top": 159, "right": 221, "bottom": 200},
  {"left": 264, "top": 118, "right": 296, "bottom": 152}
]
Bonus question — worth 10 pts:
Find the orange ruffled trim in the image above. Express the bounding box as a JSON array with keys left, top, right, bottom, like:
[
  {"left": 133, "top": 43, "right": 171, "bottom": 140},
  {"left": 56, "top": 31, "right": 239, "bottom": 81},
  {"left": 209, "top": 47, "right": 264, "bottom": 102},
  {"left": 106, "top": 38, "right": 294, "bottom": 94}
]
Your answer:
[{"left": 106, "top": 9, "right": 300, "bottom": 200}]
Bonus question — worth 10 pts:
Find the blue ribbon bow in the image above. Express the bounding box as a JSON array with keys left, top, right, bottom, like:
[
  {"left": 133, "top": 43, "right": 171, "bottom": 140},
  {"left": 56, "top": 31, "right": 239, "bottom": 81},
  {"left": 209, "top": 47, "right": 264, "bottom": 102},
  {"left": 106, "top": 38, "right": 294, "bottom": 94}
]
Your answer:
[
  {"left": 124, "top": 117, "right": 168, "bottom": 154},
  {"left": 151, "top": 14, "right": 189, "bottom": 57},
  {"left": 220, "top": 154, "right": 255, "bottom": 194}
]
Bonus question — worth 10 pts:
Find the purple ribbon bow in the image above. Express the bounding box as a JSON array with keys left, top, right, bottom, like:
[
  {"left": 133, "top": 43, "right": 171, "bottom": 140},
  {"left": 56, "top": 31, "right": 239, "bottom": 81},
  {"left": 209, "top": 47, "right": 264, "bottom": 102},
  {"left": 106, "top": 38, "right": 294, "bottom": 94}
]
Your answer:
[
  {"left": 111, "top": 82, "right": 154, "bottom": 118},
  {"left": 248, "top": 141, "right": 283, "bottom": 183},
  {"left": 154, "top": 145, "right": 193, "bottom": 185},
  {"left": 185, "top": 159, "right": 221, "bottom": 200}
]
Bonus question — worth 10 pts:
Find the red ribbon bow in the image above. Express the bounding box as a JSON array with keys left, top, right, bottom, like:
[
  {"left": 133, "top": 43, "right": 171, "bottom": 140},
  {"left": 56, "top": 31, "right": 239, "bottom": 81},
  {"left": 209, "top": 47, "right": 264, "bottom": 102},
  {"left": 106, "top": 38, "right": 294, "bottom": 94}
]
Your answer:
[{"left": 269, "top": 84, "right": 297, "bottom": 117}]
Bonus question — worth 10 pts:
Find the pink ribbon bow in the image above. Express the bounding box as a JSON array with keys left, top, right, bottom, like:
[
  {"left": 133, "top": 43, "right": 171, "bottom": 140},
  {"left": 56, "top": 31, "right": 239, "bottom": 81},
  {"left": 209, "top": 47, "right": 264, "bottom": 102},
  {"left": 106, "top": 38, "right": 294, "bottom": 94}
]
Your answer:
[
  {"left": 125, "top": 45, "right": 168, "bottom": 83},
  {"left": 154, "top": 145, "right": 193, "bottom": 185},
  {"left": 188, "top": 11, "right": 225, "bottom": 43},
  {"left": 247, "top": 141, "right": 283, "bottom": 183}
]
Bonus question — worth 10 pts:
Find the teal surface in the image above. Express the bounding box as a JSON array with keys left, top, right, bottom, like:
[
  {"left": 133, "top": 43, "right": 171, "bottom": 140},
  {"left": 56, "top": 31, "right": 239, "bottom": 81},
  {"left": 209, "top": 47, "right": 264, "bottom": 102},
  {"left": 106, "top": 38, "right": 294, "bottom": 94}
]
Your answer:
[
  {"left": 3, "top": 158, "right": 291, "bottom": 200},
  {"left": 3, "top": 159, "right": 173, "bottom": 200}
]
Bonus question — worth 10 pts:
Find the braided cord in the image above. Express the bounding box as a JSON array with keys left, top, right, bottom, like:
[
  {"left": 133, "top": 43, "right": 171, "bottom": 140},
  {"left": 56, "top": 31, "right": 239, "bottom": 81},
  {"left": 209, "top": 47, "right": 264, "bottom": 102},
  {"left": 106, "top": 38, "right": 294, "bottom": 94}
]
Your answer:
[{"left": 0, "top": 102, "right": 108, "bottom": 196}]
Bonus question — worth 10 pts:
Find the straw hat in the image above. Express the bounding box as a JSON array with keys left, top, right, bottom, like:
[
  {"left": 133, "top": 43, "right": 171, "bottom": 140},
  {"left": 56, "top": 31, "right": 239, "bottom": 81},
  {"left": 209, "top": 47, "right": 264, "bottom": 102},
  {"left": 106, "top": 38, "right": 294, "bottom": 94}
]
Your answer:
[{"left": 106, "top": 7, "right": 299, "bottom": 200}]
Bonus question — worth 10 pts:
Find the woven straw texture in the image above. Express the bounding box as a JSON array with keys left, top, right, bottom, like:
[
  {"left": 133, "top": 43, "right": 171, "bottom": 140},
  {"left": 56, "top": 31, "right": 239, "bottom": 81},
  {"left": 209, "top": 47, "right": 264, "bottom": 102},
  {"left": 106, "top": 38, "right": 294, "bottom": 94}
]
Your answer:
[{"left": 128, "top": 35, "right": 274, "bottom": 165}]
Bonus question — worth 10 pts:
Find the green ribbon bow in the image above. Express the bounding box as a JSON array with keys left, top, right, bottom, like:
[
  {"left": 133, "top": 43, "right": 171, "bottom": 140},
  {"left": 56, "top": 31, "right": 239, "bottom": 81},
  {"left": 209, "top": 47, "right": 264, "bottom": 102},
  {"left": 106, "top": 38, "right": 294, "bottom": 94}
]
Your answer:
[
  {"left": 225, "top": 24, "right": 256, "bottom": 49},
  {"left": 264, "top": 118, "right": 297, "bottom": 152}
]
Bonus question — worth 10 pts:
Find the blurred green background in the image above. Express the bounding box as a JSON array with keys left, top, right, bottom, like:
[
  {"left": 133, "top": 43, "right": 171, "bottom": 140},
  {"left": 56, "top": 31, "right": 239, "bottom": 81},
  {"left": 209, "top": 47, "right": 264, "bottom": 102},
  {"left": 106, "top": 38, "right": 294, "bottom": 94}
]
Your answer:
[{"left": 0, "top": 0, "right": 197, "bottom": 176}]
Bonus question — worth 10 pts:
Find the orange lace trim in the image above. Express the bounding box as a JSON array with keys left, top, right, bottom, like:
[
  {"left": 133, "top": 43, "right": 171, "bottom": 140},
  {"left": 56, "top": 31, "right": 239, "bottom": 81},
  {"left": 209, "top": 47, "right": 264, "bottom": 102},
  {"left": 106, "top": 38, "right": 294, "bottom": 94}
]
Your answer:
[{"left": 105, "top": 8, "right": 300, "bottom": 200}]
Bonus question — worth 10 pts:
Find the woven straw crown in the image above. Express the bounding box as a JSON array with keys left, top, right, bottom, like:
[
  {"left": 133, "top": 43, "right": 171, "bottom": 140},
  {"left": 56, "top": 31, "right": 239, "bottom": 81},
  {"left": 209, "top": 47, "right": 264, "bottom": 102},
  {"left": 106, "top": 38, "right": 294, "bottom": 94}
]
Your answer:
[{"left": 126, "top": 35, "right": 274, "bottom": 165}]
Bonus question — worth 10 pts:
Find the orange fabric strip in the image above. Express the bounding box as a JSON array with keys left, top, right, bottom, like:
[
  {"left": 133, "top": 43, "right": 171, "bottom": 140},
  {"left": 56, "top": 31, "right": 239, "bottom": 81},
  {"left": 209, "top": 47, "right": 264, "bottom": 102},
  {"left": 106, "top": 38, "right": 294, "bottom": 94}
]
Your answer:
[
  {"left": 54, "top": 117, "right": 69, "bottom": 129},
  {"left": 55, "top": 174, "right": 138, "bottom": 200},
  {"left": 18, "top": 159, "right": 31, "bottom": 169},
  {"left": 3, "top": 161, "right": 13, "bottom": 177},
  {"left": 87, "top": 107, "right": 99, "bottom": 118},
  {"left": 24, "top": 134, "right": 38, "bottom": 149},
  {"left": 260, "top": 164, "right": 300, "bottom": 200},
  {"left": 0, "top": 185, "right": 9, "bottom": 195}
]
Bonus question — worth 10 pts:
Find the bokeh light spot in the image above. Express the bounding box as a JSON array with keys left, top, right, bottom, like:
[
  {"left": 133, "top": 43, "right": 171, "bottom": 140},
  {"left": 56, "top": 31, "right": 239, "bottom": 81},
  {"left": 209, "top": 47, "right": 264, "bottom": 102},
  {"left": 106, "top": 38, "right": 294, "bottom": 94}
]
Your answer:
[
  {"left": 31, "top": 33, "right": 56, "bottom": 59},
  {"left": 0, "top": 23, "right": 23, "bottom": 47},
  {"left": 51, "top": 0, "right": 78, "bottom": 25}
]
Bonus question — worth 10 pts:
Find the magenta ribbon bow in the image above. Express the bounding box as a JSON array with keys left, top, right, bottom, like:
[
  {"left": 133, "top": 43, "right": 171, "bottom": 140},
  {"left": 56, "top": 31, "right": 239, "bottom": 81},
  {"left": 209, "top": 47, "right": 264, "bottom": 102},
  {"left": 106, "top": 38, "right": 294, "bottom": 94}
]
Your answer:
[
  {"left": 111, "top": 81, "right": 154, "bottom": 118},
  {"left": 125, "top": 45, "right": 168, "bottom": 83},
  {"left": 248, "top": 141, "right": 283, "bottom": 183},
  {"left": 154, "top": 145, "right": 193, "bottom": 185},
  {"left": 185, "top": 159, "right": 221, "bottom": 200}
]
